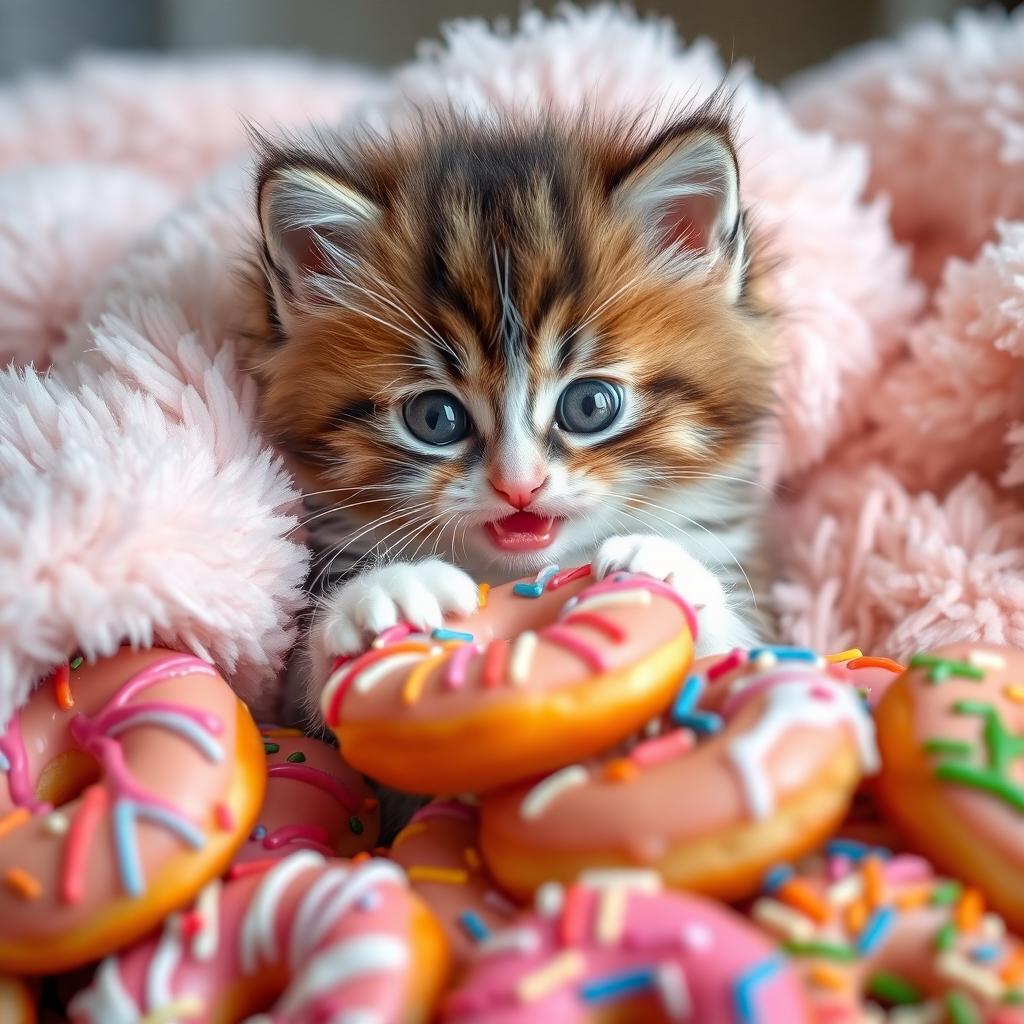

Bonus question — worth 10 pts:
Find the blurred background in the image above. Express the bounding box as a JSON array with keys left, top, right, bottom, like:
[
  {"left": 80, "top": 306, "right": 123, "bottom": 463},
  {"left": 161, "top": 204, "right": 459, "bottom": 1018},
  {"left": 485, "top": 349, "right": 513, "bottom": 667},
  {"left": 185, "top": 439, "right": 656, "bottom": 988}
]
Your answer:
[{"left": 0, "top": 0, "right": 1019, "bottom": 84}]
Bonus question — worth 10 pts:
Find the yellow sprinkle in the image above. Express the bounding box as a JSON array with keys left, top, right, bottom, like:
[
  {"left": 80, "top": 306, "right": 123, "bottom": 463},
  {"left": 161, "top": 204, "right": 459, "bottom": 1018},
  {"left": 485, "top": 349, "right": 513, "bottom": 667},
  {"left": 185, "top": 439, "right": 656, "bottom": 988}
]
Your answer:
[
  {"left": 826, "top": 648, "right": 863, "bottom": 664},
  {"left": 406, "top": 866, "right": 469, "bottom": 885},
  {"left": 895, "top": 886, "right": 932, "bottom": 911},
  {"left": 4, "top": 867, "right": 41, "bottom": 901},
  {"left": 0, "top": 808, "right": 29, "bottom": 840},
  {"left": 464, "top": 847, "right": 481, "bottom": 870},
  {"left": 401, "top": 651, "right": 445, "bottom": 705},
  {"left": 844, "top": 898, "right": 868, "bottom": 935},
  {"left": 390, "top": 822, "right": 427, "bottom": 850},
  {"left": 477, "top": 583, "right": 490, "bottom": 608},
  {"left": 596, "top": 886, "right": 628, "bottom": 945},
  {"left": 956, "top": 888, "right": 985, "bottom": 932},
  {"left": 809, "top": 963, "right": 848, "bottom": 992},
  {"left": 1004, "top": 684, "right": 1024, "bottom": 704},
  {"left": 509, "top": 631, "right": 538, "bottom": 686},
  {"left": 139, "top": 997, "right": 204, "bottom": 1024},
  {"left": 751, "top": 898, "right": 815, "bottom": 942},
  {"left": 516, "top": 950, "right": 586, "bottom": 1002}
]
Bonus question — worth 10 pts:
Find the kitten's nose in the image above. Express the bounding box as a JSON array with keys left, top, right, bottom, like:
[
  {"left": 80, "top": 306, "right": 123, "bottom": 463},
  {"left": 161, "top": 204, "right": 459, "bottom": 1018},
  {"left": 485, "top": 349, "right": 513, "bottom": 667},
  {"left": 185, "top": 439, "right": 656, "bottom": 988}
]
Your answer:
[{"left": 489, "top": 470, "right": 547, "bottom": 510}]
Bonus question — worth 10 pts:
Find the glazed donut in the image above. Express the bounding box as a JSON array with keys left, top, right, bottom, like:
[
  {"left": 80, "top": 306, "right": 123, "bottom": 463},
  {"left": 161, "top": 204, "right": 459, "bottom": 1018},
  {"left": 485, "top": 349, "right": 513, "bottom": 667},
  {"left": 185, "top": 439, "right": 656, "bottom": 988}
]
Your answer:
[
  {"left": 0, "top": 976, "right": 34, "bottom": 1024},
  {"left": 480, "top": 645, "right": 878, "bottom": 901},
  {"left": 68, "top": 851, "right": 450, "bottom": 1023},
  {"left": 751, "top": 841, "right": 1024, "bottom": 1021},
  {"left": 0, "top": 648, "right": 264, "bottom": 972},
  {"left": 321, "top": 565, "right": 697, "bottom": 795},
  {"left": 875, "top": 643, "right": 1024, "bottom": 931},
  {"left": 442, "top": 869, "right": 808, "bottom": 1023},
  {"left": 234, "top": 726, "right": 380, "bottom": 864},
  {"left": 390, "top": 800, "right": 520, "bottom": 968}
]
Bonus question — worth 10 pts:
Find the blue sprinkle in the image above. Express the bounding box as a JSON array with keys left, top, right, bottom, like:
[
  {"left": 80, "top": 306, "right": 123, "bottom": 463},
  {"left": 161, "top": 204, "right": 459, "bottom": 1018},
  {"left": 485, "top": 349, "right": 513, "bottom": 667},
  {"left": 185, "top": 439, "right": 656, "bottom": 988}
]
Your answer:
[
  {"left": 580, "top": 967, "right": 656, "bottom": 1004},
  {"left": 857, "top": 907, "right": 895, "bottom": 955},
  {"left": 250, "top": 825, "right": 267, "bottom": 841},
  {"left": 673, "top": 710, "right": 723, "bottom": 735},
  {"left": 458, "top": 910, "right": 491, "bottom": 943},
  {"left": 611, "top": 573, "right": 629, "bottom": 582},
  {"left": 513, "top": 582, "right": 545, "bottom": 598},
  {"left": 733, "top": 956, "right": 784, "bottom": 1024},
  {"left": 431, "top": 628, "right": 474, "bottom": 642},
  {"left": 825, "top": 839, "right": 891, "bottom": 862},
  {"left": 672, "top": 674, "right": 705, "bottom": 718},
  {"left": 970, "top": 943, "right": 1003, "bottom": 964},
  {"left": 748, "top": 646, "right": 818, "bottom": 662},
  {"left": 762, "top": 864, "right": 794, "bottom": 894},
  {"left": 0, "top": 751, "right": 8, "bottom": 772},
  {"left": 535, "top": 564, "right": 560, "bottom": 587},
  {"left": 356, "top": 889, "right": 380, "bottom": 913}
]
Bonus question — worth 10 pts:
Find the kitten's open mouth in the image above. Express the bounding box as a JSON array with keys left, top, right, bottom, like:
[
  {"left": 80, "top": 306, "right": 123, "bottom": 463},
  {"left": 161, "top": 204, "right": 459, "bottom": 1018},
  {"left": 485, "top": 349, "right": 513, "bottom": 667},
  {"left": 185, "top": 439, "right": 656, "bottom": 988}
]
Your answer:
[{"left": 484, "top": 512, "right": 561, "bottom": 552}]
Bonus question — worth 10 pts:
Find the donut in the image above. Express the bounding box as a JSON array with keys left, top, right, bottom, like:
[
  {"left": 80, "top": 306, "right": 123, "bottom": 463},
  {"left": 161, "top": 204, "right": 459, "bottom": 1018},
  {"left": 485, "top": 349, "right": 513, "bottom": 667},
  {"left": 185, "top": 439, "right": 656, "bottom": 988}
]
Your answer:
[
  {"left": 234, "top": 726, "right": 380, "bottom": 864},
  {"left": 751, "top": 841, "right": 1024, "bottom": 1022},
  {"left": 825, "top": 648, "right": 905, "bottom": 710},
  {"left": 389, "top": 800, "right": 520, "bottom": 969},
  {"left": 0, "top": 648, "right": 264, "bottom": 973},
  {"left": 480, "top": 645, "right": 879, "bottom": 901},
  {"left": 0, "top": 976, "right": 34, "bottom": 1024},
  {"left": 68, "top": 851, "right": 450, "bottom": 1023},
  {"left": 321, "top": 565, "right": 697, "bottom": 795},
  {"left": 442, "top": 868, "right": 808, "bottom": 1023},
  {"left": 874, "top": 643, "right": 1024, "bottom": 931}
]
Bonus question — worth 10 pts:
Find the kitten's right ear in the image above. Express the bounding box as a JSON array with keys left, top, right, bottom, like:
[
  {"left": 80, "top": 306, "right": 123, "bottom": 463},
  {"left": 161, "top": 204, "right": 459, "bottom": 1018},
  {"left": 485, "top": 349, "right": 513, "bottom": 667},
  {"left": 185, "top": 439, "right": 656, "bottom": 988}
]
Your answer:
[{"left": 258, "top": 162, "right": 379, "bottom": 306}]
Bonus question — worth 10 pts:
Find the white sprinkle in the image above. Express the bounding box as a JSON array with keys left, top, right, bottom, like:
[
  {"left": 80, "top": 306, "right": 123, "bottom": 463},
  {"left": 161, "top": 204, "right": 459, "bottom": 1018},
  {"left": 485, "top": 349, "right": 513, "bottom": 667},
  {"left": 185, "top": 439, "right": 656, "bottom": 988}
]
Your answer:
[
  {"left": 572, "top": 590, "right": 652, "bottom": 614},
  {"left": 44, "top": 812, "right": 69, "bottom": 836},
  {"left": 596, "top": 886, "right": 628, "bottom": 945},
  {"left": 967, "top": 649, "right": 1006, "bottom": 670},
  {"left": 509, "top": 632, "right": 538, "bottom": 686},
  {"left": 520, "top": 765, "right": 588, "bottom": 820},
  {"left": 751, "top": 898, "right": 815, "bottom": 941},
  {"left": 826, "top": 873, "right": 865, "bottom": 907},
  {"left": 936, "top": 952, "right": 1004, "bottom": 1000},
  {"left": 354, "top": 653, "right": 424, "bottom": 694},
  {"left": 644, "top": 717, "right": 662, "bottom": 738},
  {"left": 578, "top": 869, "right": 662, "bottom": 894},
  {"left": 192, "top": 878, "right": 222, "bottom": 962},
  {"left": 535, "top": 882, "right": 565, "bottom": 918},
  {"left": 681, "top": 922, "right": 713, "bottom": 952},
  {"left": 655, "top": 963, "right": 692, "bottom": 1022},
  {"left": 890, "top": 1005, "right": 942, "bottom": 1024},
  {"left": 480, "top": 926, "right": 542, "bottom": 957},
  {"left": 982, "top": 913, "right": 1006, "bottom": 942},
  {"left": 755, "top": 651, "right": 778, "bottom": 669}
]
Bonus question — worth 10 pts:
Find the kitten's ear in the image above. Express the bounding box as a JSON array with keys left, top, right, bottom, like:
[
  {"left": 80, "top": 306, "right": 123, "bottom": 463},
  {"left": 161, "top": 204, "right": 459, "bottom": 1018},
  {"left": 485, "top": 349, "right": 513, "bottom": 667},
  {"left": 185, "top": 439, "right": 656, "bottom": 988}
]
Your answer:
[
  {"left": 258, "top": 162, "right": 379, "bottom": 305},
  {"left": 614, "top": 116, "right": 745, "bottom": 299}
]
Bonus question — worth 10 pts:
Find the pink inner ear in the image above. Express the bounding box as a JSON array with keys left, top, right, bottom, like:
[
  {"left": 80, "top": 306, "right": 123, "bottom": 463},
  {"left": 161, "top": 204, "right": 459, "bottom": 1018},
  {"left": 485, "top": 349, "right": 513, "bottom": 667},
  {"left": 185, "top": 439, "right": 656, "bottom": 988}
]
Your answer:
[
  {"left": 657, "top": 192, "right": 720, "bottom": 255},
  {"left": 281, "top": 225, "right": 335, "bottom": 278}
]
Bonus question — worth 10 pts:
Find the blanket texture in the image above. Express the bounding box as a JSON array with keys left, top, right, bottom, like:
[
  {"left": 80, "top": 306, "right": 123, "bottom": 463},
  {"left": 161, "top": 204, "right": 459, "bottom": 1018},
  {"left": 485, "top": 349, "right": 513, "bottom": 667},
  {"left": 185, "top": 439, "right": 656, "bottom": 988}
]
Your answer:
[{"left": 0, "top": 6, "right": 1022, "bottom": 724}]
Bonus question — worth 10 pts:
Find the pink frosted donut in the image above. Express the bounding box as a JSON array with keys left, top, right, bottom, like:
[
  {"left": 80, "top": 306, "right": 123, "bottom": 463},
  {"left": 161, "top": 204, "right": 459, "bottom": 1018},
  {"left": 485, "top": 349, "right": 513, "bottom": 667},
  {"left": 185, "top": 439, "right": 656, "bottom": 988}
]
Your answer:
[
  {"left": 321, "top": 566, "right": 697, "bottom": 795},
  {"left": 0, "top": 648, "right": 264, "bottom": 973},
  {"left": 751, "top": 842, "right": 1024, "bottom": 1022},
  {"left": 68, "top": 851, "right": 450, "bottom": 1023},
  {"left": 389, "top": 800, "right": 520, "bottom": 969},
  {"left": 442, "top": 869, "right": 808, "bottom": 1023},
  {"left": 234, "top": 726, "right": 380, "bottom": 864},
  {"left": 480, "top": 645, "right": 878, "bottom": 901}
]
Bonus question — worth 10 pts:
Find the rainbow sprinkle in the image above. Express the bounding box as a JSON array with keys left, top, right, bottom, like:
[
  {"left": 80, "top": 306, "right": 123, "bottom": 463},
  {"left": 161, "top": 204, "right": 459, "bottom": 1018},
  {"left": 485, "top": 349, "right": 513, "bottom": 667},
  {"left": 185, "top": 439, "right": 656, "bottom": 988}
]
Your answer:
[
  {"left": 580, "top": 966, "right": 656, "bottom": 1005},
  {"left": 733, "top": 955, "right": 784, "bottom": 1023},
  {"left": 431, "top": 628, "right": 474, "bottom": 643},
  {"left": 459, "top": 910, "right": 490, "bottom": 943}
]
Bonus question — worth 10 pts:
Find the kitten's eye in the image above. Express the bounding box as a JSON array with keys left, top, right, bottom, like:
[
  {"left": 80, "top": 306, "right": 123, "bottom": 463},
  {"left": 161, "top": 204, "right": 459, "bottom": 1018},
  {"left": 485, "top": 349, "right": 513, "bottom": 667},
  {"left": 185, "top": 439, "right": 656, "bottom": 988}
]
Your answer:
[
  {"left": 403, "top": 391, "right": 471, "bottom": 445},
  {"left": 556, "top": 379, "right": 623, "bottom": 434}
]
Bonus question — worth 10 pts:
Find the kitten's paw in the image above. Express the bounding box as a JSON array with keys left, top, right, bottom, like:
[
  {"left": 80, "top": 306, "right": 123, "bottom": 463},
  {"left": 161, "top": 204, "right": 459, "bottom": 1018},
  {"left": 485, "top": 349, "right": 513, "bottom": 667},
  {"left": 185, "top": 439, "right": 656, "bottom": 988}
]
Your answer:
[{"left": 316, "top": 559, "right": 479, "bottom": 660}]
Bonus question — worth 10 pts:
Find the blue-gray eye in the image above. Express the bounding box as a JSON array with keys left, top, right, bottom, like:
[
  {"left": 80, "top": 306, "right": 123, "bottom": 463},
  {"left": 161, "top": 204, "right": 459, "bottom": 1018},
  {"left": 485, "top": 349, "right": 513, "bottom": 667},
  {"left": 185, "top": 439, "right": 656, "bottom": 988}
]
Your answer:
[
  {"left": 403, "top": 391, "right": 471, "bottom": 445},
  {"left": 556, "top": 379, "right": 623, "bottom": 434}
]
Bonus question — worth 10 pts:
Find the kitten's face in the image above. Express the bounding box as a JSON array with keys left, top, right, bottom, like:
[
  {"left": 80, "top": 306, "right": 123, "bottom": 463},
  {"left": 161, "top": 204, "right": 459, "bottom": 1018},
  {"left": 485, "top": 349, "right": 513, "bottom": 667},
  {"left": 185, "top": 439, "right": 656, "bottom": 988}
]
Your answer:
[{"left": 253, "top": 111, "right": 772, "bottom": 577}]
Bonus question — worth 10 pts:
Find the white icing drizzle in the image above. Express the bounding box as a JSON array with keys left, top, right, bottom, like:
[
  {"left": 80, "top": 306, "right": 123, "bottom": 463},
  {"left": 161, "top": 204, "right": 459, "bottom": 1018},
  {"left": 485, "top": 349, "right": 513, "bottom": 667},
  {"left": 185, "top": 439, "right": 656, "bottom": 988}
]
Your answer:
[
  {"left": 655, "top": 962, "right": 692, "bottom": 1022},
  {"left": 727, "top": 678, "right": 879, "bottom": 819},
  {"left": 146, "top": 913, "right": 184, "bottom": 1012},
  {"left": 240, "top": 850, "right": 324, "bottom": 974},
  {"left": 289, "top": 864, "right": 352, "bottom": 965},
  {"left": 578, "top": 868, "right": 662, "bottom": 892},
  {"left": 570, "top": 589, "right": 652, "bottom": 615},
  {"left": 276, "top": 934, "right": 408, "bottom": 1016},
  {"left": 67, "top": 957, "right": 139, "bottom": 1024},
  {"left": 355, "top": 653, "right": 426, "bottom": 694},
  {"left": 508, "top": 631, "right": 538, "bottom": 686},
  {"left": 192, "top": 877, "right": 222, "bottom": 962},
  {"left": 967, "top": 649, "right": 1006, "bottom": 670},
  {"left": 596, "top": 885, "right": 627, "bottom": 945},
  {"left": 520, "top": 765, "right": 588, "bottom": 820}
]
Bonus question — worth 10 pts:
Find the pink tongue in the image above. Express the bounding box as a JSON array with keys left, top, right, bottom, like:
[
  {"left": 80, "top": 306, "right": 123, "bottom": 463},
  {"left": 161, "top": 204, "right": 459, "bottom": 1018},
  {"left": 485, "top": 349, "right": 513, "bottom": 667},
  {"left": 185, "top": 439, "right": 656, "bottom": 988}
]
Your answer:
[{"left": 498, "top": 511, "right": 549, "bottom": 535}]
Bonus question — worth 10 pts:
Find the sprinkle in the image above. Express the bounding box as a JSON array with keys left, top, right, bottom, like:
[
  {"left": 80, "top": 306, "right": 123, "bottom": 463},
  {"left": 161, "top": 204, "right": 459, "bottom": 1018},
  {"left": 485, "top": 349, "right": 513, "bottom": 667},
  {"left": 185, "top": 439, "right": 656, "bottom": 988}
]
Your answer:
[
  {"left": 52, "top": 662, "right": 74, "bottom": 710},
  {"left": 1004, "top": 685, "right": 1024, "bottom": 704},
  {"left": 517, "top": 950, "right": 586, "bottom": 1003},
  {"left": 250, "top": 825, "right": 267, "bottom": 841},
  {"left": 1000, "top": 949, "right": 1024, "bottom": 984},
  {"left": 754, "top": 651, "right": 778, "bottom": 669},
  {"left": 61, "top": 785, "right": 108, "bottom": 905},
  {"left": 936, "top": 922, "right": 959, "bottom": 952},
  {"left": 390, "top": 822, "right": 426, "bottom": 850},
  {"left": 827, "top": 854, "right": 853, "bottom": 883},
  {"left": 923, "top": 737, "right": 973, "bottom": 757},
  {"left": 444, "top": 643, "right": 479, "bottom": 690},
  {"left": 935, "top": 761, "right": 1024, "bottom": 812},
  {"left": 864, "top": 856, "right": 886, "bottom": 908},
  {"left": 845, "top": 899, "right": 868, "bottom": 935},
  {"left": 672, "top": 674, "right": 704, "bottom": 716},
  {"left": 654, "top": 963, "right": 691, "bottom": 1022},
  {"left": 630, "top": 728, "right": 695, "bottom": 767},
  {"left": 559, "top": 884, "right": 590, "bottom": 947},
  {"left": 733, "top": 955, "right": 784, "bottom": 1024},
  {"left": 227, "top": 858, "right": 279, "bottom": 880},
  {"left": 285, "top": 751, "right": 306, "bottom": 763},
  {"left": 826, "top": 649, "right": 863, "bottom": 663},
  {"left": 542, "top": 625, "right": 607, "bottom": 671},
  {"left": 513, "top": 581, "right": 545, "bottom": 598},
  {"left": 480, "top": 926, "right": 542, "bottom": 956},
  {"left": 460, "top": 847, "right": 481, "bottom": 871},
  {"left": 707, "top": 649, "right": 747, "bottom": 681},
  {"left": 581, "top": 966, "right": 656, "bottom": 1005},
  {"left": 826, "top": 839, "right": 886, "bottom": 862},
  {"left": 932, "top": 881, "right": 963, "bottom": 906},
  {"left": 69, "top": 655, "right": 84, "bottom": 670},
  {"left": 0, "top": 807, "right": 29, "bottom": 840},
  {"left": 431, "top": 627, "right": 474, "bottom": 643},
  {"left": 748, "top": 645, "right": 817, "bottom": 662},
  {"left": 782, "top": 940, "right": 858, "bottom": 962},
  {"left": 910, "top": 653, "right": 984, "bottom": 683},
  {"left": 509, "top": 632, "right": 538, "bottom": 685},
  {"left": 809, "top": 964, "right": 848, "bottom": 992},
  {"left": 847, "top": 656, "right": 905, "bottom": 673},
  {"left": 263, "top": 742, "right": 280, "bottom": 754},
  {"left": 778, "top": 879, "right": 831, "bottom": 924},
  {"left": 867, "top": 972, "right": 922, "bottom": 1005},
  {"left": 938, "top": 951, "right": 1004, "bottom": 1000},
  {"left": 563, "top": 611, "right": 626, "bottom": 642},
  {"left": 4, "top": 867, "right": 40, "bottom": 900},
  {"left": 1004, "top": 988, "right": 1024, "bottom": 1004},
  {"left": 751, "top": 899, "right": 815, "bottom": 941},
  {"left": 957, "top": 889, "right": 986, "bottom": 933},
  {"left": 826, "top": 872, "right": 864, "bottom": 906},
  {"left": 983, "top": 914, "right": 1006, "bottom": 942},
  {"left": 401, "top": 650, "right": 445, "bottom": 705},
  {"left": 548, "top": 564, "right": 591, "bottom": 590},
  {"left": 351, "top": 851, "right": 371, "bottom": 864},
  {"left": 946, "top": 992, "right": 980, "bottom": 1024},
  {"left": 970, "top": 944, "right": 1003, "bottom": 964},
  {"left": 672, "top": 709, "right": 722, "bottom": 735},
  {"left": 896, "top": 886, "right": 933, "bottom": 911},
  {"left": 459, "top": 910, "right": 491, "bottom": 943},
  {"left": 476, "top": 583, "right": 490, "bottom": 608},
  {"left": 578, "top": 869, "right": 662, "bottom": 892},
  {"left": 214, "top": 802, "right": 234, "bottom": 831},
  {"left": 138, "top": 996, "right": 204, "bottom": 1024},
  {"left": 602, "top": 758, "right": 638, "bottom": 782},
  {"left": 762, "top": 864, "right": 794, "bottom": 894},
  {"left": 968, "top": 650, "right": 1007, "bottom": 670},
  {"left": 858, "top": 907, "right": 895, "bottom": 954},
  {"left": 535, "top": 881, "right": 565, "bottom": 918},
  {"left": 44, "top": 812, "right": 69, "bottom": 836},
  {"left": 535, "top": 564, "right": 560, "bottom": 586},
  {"left": 348, "top": 815, "right": 364, "bottom": 835},
  {"left": 596, "top": 885, "right": 628, "bottom": 945},
  {"left": 521, "top": 765, "right": 588, "bottom": 820},
  {"left": 406, "top": 866, "right": 469, "bottom": 885}
]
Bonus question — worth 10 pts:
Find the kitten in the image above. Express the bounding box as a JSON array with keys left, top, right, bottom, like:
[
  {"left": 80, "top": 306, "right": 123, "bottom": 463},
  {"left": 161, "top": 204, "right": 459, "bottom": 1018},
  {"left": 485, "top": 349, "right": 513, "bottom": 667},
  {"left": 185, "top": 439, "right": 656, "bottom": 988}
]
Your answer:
[{"left": 250, "top": 98, "right": 776, "bottom": 728}]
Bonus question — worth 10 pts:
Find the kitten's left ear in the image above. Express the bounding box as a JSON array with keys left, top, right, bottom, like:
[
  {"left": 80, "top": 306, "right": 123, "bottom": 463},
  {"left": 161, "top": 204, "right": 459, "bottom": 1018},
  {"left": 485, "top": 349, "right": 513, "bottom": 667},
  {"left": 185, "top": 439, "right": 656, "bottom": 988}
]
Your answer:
[{"left": 614, "top": 114, "right": 746, "bottom": 300}]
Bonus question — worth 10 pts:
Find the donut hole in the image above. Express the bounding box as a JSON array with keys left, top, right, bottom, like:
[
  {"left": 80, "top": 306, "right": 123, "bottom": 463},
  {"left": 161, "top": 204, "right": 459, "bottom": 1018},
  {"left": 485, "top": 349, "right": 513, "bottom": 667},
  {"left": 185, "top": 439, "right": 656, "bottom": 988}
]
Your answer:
[{"left": 34, "top": 749, "right": 102, "bottom": 807}]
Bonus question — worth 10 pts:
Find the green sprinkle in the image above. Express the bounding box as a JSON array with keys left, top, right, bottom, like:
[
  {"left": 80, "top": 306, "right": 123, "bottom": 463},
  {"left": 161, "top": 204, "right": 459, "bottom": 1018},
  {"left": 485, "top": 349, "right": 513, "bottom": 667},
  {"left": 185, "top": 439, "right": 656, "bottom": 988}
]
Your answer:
[
  {"left": 866, "top": 972, "right": 921, "bottom": 1005},
  {"left": 931, "top": 881, "right": 963, "bottom": 906},
  {"left": 935, "top": 762, "right": 1024, "bottom": 812},
  {"left": 286, "top": 751, "right": 306, "bottom": 763},
  {"left": 923, "top": 737, "right": 973, "bottom": 757},
  {"left": 935, "top": 921, "right": 958, "bottom": 952},
  {"left": 263, "top": 742, "right": 280, "bottom": 754},
  {"left": 69, "top": 655, "right": 83, "bottom": 670},
  {"left": 910, "top": 653, "right": 985, "bottom": 683},
  {"left": 946, "top": 991, "right": 979, "bottom": 1024},
  {"left": 1003, "top": 990, "right": 1024, "bottom": 1005},
  {"left": 782, "top": 940, "right": 858, "bottom": 962},
  {"left": 349, "top": 815, "right": 364, "bottom": 835}
]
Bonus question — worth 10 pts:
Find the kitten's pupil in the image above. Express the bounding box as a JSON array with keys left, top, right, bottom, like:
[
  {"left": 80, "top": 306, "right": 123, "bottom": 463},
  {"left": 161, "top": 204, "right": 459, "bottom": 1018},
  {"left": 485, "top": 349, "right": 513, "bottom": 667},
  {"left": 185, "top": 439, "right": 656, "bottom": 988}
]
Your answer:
[
  {"left": 557, "top": 379, "right": 623, "bottom": 434},
  {"left": 403, "top": 390, "right": 470, "bottom": 445}
]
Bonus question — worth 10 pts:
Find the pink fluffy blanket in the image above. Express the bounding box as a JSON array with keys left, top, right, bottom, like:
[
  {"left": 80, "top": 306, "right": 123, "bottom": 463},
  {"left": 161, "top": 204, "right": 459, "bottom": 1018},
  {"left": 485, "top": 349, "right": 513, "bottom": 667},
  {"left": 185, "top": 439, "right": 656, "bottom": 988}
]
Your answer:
[{"left": 1, "top": 6, "right": 1023, "bottom": 724}]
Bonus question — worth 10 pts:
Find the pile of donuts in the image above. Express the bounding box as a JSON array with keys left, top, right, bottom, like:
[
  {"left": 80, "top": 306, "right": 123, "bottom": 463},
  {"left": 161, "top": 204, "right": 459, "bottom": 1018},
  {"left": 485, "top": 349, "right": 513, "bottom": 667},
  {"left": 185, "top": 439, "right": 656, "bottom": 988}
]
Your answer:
[{"left": 3, "top": 563, "right": 1024, "bottom": 1022}]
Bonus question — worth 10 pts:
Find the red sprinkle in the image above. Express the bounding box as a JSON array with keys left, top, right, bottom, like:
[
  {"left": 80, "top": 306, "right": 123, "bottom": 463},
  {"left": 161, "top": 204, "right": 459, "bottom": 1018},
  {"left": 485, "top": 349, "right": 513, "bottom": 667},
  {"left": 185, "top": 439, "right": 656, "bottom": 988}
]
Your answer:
[
  {"left": 50, "top": 662, "right": 74, "bottom": 711},
  {"left": 559, "top": 884, "right": 590, "bottom": 947},
  {"left": 706, "top": 648, "right": 747, "bottom": 682},
  {"left": 228, "top": 858, "right": 279, "bottom": 880},
  {"left": 482, "top": 640, "right": 508, "bottom": 689},
  {"left": 547, "top": 564, "right": 591, "bottom": 590},
  {"left": 179, "top": 910, "right": 204, "bottom": 940},
  {"left": 562, "top": 612, "right": 626, "bottom": 643},
  {"left": 214, "top": 802, "right": 234, "bottom": 831},
  {"left": 847, "top": 656, "right": 904, "bottom": 674},
  {"left": 630, "top": 728, "right": 696, "bottom": 767}
]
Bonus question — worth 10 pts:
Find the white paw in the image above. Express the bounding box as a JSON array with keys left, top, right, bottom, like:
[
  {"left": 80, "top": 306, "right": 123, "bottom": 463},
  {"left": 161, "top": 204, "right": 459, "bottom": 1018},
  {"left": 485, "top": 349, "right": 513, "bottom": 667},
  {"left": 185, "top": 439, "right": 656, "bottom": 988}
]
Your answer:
[{"left": 315, "top": 559, "right": 479, "bottom": 660}]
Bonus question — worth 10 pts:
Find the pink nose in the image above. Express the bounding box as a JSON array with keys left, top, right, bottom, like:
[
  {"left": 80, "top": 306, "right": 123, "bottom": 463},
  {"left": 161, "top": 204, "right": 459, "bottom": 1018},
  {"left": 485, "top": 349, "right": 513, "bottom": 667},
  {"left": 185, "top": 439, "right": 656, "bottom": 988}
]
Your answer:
[{"left": 489, "top": 470, "right": 547, "bottom": 510}]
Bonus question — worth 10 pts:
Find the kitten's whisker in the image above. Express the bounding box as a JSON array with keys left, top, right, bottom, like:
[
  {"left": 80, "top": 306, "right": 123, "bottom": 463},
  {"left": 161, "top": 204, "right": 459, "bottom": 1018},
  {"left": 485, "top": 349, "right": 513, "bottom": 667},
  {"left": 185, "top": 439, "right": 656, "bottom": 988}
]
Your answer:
[{"left": 563, "top": 267, "right": 649, "bottom": 343}]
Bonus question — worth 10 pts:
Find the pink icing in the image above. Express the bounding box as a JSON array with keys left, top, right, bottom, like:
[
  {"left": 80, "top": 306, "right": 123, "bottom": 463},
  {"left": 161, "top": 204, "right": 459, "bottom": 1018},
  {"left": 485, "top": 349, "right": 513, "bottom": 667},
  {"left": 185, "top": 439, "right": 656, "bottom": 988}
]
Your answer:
[
  {"left": 411, "top": 800, "right": 478, "bottom": 825},
  {"left": 266, "top": 763, "right": 360, "bottom": 814},
  {"left": 445, "top": 644, "right": 480, "bottom": 690},
  {"left": 538, "top": 626, "right": 608, "bottom": 672},
  {"left": 0, "top": 712, "right": 47, "bottom": 813}
]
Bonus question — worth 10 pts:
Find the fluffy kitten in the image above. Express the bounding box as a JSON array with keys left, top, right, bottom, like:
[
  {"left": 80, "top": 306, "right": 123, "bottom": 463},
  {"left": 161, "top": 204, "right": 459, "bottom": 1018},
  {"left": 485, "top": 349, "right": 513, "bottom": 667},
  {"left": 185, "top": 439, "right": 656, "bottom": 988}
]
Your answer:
[{"left": 250, "top": 99, "right": 775, "bottom": 726}]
